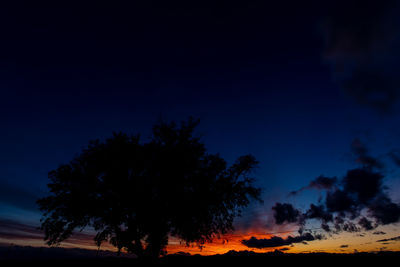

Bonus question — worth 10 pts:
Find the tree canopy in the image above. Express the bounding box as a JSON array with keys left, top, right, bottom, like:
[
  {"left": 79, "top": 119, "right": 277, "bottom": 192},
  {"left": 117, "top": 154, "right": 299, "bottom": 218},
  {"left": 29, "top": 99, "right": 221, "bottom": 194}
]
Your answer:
[{"left": 37, "top": 118, "right": 262, "bottom": 258}]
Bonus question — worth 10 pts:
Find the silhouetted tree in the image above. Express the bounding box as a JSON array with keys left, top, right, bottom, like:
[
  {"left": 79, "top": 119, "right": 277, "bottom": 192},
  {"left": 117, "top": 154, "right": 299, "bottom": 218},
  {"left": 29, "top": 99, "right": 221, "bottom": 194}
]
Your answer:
[{"left": 38, "top": 118, "right": 261, "bottom": 258}]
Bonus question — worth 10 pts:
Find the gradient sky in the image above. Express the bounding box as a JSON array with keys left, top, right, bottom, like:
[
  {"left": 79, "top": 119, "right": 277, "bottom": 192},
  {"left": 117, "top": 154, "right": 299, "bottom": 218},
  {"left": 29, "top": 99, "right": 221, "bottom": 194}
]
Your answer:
[{"left": 1, "top": 1, "right": 400, "bottom": 254}]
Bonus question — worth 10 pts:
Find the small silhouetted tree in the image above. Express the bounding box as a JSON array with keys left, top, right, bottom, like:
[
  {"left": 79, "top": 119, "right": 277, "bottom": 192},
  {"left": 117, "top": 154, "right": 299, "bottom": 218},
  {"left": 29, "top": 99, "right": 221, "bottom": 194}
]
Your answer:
[{"left": 37, "top": 118, "right": 261, "bottom": 258}]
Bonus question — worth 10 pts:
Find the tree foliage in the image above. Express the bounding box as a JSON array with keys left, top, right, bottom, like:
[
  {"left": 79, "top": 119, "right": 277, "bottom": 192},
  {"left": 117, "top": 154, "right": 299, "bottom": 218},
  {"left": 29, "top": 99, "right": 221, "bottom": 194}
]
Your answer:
[{"left": 38, "top": 118, "right": 261, "bottom": 258}]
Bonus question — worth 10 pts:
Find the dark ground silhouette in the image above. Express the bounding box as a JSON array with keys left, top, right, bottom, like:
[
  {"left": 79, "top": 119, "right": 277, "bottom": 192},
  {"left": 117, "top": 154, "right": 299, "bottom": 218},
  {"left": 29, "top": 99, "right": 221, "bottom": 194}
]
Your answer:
[{"left": 1, "top": 248, "right": 399, "bottom": 266}]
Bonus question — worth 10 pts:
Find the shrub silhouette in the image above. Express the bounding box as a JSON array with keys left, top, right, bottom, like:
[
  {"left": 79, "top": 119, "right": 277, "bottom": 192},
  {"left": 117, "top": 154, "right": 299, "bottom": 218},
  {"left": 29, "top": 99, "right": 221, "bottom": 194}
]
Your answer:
[{"left": 37, "top": 118, "right": 261, "bottom": 258}]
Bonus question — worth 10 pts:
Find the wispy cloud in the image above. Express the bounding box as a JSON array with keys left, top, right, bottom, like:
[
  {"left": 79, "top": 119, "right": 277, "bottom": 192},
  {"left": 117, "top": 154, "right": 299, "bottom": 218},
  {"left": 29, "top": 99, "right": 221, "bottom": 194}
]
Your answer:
[
  {"left": 0, "top": 218, "right": 97, "bottom": 248},
  {"left": 377, "top": 236, "right": 400, "bottom": 242}
]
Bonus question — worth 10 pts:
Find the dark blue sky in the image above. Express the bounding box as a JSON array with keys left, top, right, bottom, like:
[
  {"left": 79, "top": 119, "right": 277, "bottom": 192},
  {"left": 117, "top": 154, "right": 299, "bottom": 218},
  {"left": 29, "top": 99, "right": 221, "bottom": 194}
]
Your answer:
[{"left": 1, "top": 1, "right": 400, "bottom": 252}]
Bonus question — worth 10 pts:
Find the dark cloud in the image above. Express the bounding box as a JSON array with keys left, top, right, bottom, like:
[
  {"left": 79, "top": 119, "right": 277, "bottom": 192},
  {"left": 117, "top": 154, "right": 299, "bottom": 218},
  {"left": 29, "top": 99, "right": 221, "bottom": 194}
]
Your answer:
[
  {"left": 343, "top": 168, "right": 384, "bottom": 205},
  {"left": 305, "top": 204, "right": 333, "bottom": 223},
  {"left": 290, "top": 176, "right": 337, "bottom": 196},
  {"left": 373, "top": 231, "right": 386, "bottom": 235},
  {"left": 368, "top": 196, "right": 400, "bottom": 225},
  {"left": 326, "top": 189, "right": 354, "bottom": 213},
  {"left": 309, "top": 176, "right": 338, "bottom": 190},
  {"left": 334, "top": 216, "right": 344, "bottom": 232},
  {"left": 333, "top": 217, "right": 361, "bottom": 233},
  {"left": 342, "top": 222, "right": 360, "bottom": 233},
  {"left": 335, "top": 139, "right": 400, "bottom": 225},
  {"left": 241, "top": 233, "right": 322, "bottom": 249},
  {"left": 321, "top": 223, "right": 331, "bottom": 233},
  {"left": 273, "top": 142, "right": 400, "bottom": 237},
  {"left": 351, "top": 139, "right": 384, "bottom": 170},
  {"left": 272, "top": 203, "right": 300, "bottom": 225},
  {"left": 340, "top": 244, "right": 349, "bottom": 248},
  {"left": 320, "top": 166, "right": 400, "bottom": 231},
  {"left": 321, "top": 0, "right": 400, "bottom": 112},
  {"left": 324, "top": 165, "right": 388, "bottom": 220},
  {"left": 376, "top": 236, "right": 400, "bottom": 242},
  {"left": 358, "top": 217, "right": 375, "bottom": 231}
]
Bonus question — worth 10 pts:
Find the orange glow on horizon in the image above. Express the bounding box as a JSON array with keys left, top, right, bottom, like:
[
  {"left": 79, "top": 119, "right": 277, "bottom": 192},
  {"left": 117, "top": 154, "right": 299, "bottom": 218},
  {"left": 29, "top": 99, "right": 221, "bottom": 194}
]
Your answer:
[
  {"left": 3, "top": 225, "right": 399, "bottom": 255},
  {"left": 167, "top": 231, "right": 287, "bottom": 255}
]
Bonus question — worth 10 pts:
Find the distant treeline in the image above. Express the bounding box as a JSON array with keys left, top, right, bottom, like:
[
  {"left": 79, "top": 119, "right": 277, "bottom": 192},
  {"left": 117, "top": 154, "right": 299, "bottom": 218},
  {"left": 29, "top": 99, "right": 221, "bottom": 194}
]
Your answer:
[
  {"left": 1, "top": 246, "right": 399, "bottom": 266},
  {"left": 0, "top": 245, "right": 135, "bottom": 260}
]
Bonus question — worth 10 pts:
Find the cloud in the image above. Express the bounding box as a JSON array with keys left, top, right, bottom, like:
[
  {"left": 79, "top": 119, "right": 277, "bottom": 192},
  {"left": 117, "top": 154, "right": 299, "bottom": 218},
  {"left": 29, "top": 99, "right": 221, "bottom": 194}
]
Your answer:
[
  {"left": 323, "top": 166, "right": 400, "bottom": 231},
  {"left": 340, "top": 244, "right": 349, "bottom": 248},
  {"left": 309, "top": 176, "right": 338, "bottom": 190},
  {"left": 305, "top": 204, "right": 333, "bottom": 223},
  {"left": 0, "top": 218, "right": 95, "bottom": 246},
  {"left": 373, "top": 231, "right": 386, "bottom": 235},
  {"left": 0, "top": 218, "right": 41, "bottom": 240},
  {"left": 325, "top": 189, "right": 354, "bottom": 213},
  {"left": 321, "top": 0, "right": 400, "bottom": 112},
  {"left": 241, "top": 233, "right": 322, "bottom": 249},
  {"left": 377, "top": 236, "right": 400, "bottom": 242},
  {"left": 358, "top": 217, "right": 375, "bottom": 231},
  {"left": 368, "top": 196, "right": 400, "bottom": 225},
  {"left": 325, "top": 166, "right": 388, "bottom": 219},
  {"left": 272, "top": 203, "right": 300, "bottom": 225},
  {"left": 343, "top": 168, "right": 383, "bottom": 205},
  {"left": 290, "top": 176, "right": 337, "bottom": 196},
  {"left": 341, "top": 222, "right": 360, "bottom": 233},
  {"left": 272, "top": 141, "right": 400, "bottom": 235},
  {"left": 351, "top": 139, "right": 384, "bottom": 170}
]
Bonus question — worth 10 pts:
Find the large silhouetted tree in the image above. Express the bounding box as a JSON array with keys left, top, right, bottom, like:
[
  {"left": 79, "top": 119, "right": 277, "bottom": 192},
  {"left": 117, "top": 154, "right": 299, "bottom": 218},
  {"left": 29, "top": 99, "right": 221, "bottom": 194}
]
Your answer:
[{"left": 37, "top": 118, "right": 261, "bottom": 258}]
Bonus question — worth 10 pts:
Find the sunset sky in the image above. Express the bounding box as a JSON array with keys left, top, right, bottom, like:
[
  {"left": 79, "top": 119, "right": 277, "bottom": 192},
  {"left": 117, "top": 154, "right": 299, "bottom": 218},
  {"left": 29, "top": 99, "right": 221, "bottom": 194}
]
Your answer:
[{"left": 1, "top": 1, "right": 400, "bottom": 255}]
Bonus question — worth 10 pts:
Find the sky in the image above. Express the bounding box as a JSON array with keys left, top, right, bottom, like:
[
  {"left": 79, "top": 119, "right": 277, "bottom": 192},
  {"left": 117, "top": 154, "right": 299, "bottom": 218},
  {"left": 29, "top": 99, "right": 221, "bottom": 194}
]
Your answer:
[{"left": 1, "top": 0, "right": 400, "bottom": 255}]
